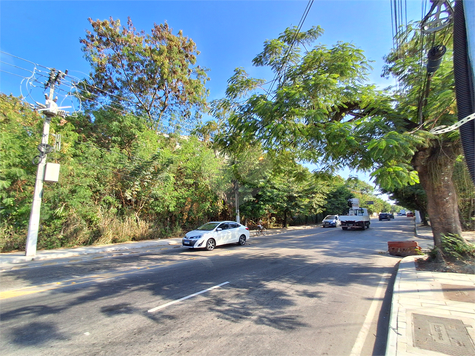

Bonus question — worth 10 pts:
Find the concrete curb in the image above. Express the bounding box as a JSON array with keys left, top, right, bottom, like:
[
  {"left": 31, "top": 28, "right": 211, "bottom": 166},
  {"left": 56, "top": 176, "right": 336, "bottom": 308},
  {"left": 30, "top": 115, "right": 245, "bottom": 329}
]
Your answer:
[
  {"left": 386, "top": 256, "right": 416, "bottom": 356},
  {"left": 0, "top": 239, "right": 182, "bottom": 266}
]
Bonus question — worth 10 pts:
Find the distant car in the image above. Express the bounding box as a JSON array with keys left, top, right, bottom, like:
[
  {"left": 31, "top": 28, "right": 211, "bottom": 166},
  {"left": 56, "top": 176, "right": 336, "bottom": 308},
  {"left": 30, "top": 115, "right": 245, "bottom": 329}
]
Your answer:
[
  {"left": 322, "top": 215, "right": 340, "bottom": 228},
  {"left": 389, "top": 213, "right": 394, "bottom": 219},
  {"left": 379, "top": 212, "right": 391, "bottom": 221},
  {"left": 406, "top": 212, "right": 414, "bottom": 218},
  {"left": 182, "top": 221, "right": 250, "bottom": 251}
]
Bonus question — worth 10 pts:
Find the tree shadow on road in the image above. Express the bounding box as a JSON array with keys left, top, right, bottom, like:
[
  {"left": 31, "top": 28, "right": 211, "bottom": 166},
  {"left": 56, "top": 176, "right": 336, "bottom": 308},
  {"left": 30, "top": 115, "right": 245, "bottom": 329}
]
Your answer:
[{"left": 1, "top": 221, "right": 415, "bottom": 352}]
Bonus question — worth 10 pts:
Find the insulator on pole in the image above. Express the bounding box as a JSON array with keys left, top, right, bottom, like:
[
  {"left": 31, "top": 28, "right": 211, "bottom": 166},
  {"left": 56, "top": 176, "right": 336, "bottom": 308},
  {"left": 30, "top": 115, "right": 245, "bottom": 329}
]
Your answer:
[{"left": 427, "top": 45, "right": 447, "bottom": 73}]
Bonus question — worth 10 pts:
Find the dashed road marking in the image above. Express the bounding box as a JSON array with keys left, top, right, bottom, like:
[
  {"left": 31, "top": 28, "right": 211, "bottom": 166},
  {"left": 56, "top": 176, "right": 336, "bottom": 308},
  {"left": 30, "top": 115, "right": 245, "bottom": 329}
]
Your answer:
[{"left": 148, "top": 281, "right": 230, "bottom": 313}]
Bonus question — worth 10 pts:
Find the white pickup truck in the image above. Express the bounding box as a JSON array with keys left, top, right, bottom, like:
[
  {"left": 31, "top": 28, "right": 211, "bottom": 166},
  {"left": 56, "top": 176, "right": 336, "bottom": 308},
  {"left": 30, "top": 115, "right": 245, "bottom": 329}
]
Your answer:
[{"left": 340, "top": 199, "right": 371, "bottom": 230}]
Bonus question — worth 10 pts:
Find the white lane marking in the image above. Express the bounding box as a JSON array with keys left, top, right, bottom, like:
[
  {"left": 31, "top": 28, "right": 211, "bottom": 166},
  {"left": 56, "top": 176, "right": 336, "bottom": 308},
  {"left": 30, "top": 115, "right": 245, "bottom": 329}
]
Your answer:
[
  {"left": 350, "top": 273, "right": 389, "bottom": 356},
  {"left": 147, "top": 281, "right": 230, "bottom": 313}
]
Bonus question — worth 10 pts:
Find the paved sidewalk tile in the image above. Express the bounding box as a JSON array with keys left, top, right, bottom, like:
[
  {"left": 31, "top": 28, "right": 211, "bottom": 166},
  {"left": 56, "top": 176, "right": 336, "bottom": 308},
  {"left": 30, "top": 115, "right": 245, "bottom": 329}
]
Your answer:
[{"left": 387, "top": 256, "right": 475, "bottom": 356}]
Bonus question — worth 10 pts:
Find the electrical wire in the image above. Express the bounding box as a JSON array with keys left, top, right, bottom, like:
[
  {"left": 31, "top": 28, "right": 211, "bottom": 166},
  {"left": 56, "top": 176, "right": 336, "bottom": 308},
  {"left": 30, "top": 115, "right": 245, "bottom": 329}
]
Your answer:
[
  {"left": 1, "top": 55, "right": 139, "bottom": 119},
  {"left": 405, "top": 0, "right": 408, "bottom": 31},
  {"left": 0, "top": 51, "right": 49, "bottom": 70},
  {"left": 0, "top": 60, "right": 35, "bottom": 74},
  {"left": 1, "top": 51, "right": 203, "bottom": 128},
  {"left": 389, "top": 0, "right": 395, "bottom": 48},
  {"left": 391, "top": 0, "right": 409, "bottom": 54},
  {"left": 0, "top": 69, "right": 28, "bottom": 79},
  {"left": 0, "top": 51, "right": 137, "bottom": 111},
  {"left": 265, "top": 0, "right": 314, "bottom": 97}
]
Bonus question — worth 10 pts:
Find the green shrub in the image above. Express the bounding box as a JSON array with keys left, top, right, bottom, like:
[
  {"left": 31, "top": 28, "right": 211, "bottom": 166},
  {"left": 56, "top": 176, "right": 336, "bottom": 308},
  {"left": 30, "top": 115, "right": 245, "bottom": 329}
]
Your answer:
[{"left": 429, "top": 233, "right": 475, "bottom": 261}]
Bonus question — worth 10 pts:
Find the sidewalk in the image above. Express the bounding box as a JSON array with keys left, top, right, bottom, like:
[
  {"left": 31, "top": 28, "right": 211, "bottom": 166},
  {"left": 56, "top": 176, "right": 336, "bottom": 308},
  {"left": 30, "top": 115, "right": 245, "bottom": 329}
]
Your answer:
[
  {"left": 386, "top": 226, "right": 475, "bottom": 356},
  {"left": 387, "top": 255, "right": 475, "bottom": 356}
]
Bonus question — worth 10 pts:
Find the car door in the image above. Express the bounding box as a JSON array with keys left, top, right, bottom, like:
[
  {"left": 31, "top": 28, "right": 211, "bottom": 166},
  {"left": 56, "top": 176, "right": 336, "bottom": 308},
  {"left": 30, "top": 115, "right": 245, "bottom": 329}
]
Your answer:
[
  {"left": 215, "top": 223, "right": 231, "bottom": 246},
  {"left": 228, "top": 223, "right": 241, "bottom": 243}
]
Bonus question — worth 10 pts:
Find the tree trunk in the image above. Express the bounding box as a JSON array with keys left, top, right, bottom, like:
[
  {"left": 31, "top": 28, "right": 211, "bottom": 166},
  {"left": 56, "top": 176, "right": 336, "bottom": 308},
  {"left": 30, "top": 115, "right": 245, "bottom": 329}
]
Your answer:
[
  {"left": 418, "top": 206, "right": 429, "bottom": 226},
  {"left": 412, "top": 141, "right": 462, "bottom": 250}
]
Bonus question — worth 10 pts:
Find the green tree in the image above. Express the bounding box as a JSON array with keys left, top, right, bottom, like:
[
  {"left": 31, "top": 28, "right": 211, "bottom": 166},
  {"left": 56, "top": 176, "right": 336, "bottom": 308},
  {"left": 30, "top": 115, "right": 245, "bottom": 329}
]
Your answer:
[
  {"left": 452, "top": 157, "right": 475, "bottom": 231},
  {"left": 237, "top": 155, "right": 329, "bottom": 227},
  {"left": 193, "top": 120, "right": 219, "bottom": 144},
  {"left": 381, "top": 184, "right": 429, "bottom": 225},
  {"left": 215, "top": 25, "right": 466, "bottom": 252},
  {"left": 80, "top": 17, "right": 209, "bottom": 132},
  {"left": 379, "top": 23, "right": 462, "bottom": 249},
  {"left": 0, "top": 95, "right": 41, "bottom": 250},
  {"left": 69, "top": 109, "right": 149, "bottom": 157},
  {"left": 322, "top": 183, "right": 353, "bottom": 216},
  {"left": 0, "top": 92, "right": 232, "bottom": 252},
  {"left": 164, "top": 134, "right": 226, "bottom": 227}
]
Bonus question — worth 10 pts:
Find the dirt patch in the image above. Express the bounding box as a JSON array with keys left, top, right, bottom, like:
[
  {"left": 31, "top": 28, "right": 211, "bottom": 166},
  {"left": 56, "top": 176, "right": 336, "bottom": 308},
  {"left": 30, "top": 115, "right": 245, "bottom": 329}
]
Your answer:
[
  {"left": 414, "top": 230, "right": 475, "bottom": 274},
  {"left": 415, "top": 256, "right": 475, "bottom": 274}
]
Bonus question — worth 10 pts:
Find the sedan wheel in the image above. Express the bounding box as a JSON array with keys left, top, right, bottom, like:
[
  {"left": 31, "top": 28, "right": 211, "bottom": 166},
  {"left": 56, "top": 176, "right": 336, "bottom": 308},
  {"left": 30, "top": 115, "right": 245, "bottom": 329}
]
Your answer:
[
  {"left": 206, "top": 239, "right": 216, "bottom": 251},
  {"left": 238, "top": 235, "right": 246, "bottom": 246}
]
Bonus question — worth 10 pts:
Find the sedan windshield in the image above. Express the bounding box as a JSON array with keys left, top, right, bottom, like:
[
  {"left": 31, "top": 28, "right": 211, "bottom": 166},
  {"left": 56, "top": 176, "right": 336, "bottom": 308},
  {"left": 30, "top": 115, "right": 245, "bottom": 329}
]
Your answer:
[
  {"left": 324, "top": 215, "right": 336, "bottom": 220},
  {"left": 197, "top": 222, "right": 220, "bottom": 231}
]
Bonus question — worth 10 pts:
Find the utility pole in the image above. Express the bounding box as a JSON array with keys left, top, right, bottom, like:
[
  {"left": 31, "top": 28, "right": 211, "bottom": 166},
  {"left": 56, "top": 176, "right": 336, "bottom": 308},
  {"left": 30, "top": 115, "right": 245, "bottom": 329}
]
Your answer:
[
  {"left": 235, "top": 180, "right": 240, "bottom": 224},
  {"left": 25, "top": 69, "right": 67, "bottom": 257}
]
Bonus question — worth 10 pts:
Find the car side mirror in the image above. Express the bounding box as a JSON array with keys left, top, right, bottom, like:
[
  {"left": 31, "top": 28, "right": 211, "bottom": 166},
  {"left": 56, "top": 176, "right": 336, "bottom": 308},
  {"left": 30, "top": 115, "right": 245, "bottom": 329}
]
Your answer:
[{"left": 216, "top": 228, "right": 222, "bottom": 231}]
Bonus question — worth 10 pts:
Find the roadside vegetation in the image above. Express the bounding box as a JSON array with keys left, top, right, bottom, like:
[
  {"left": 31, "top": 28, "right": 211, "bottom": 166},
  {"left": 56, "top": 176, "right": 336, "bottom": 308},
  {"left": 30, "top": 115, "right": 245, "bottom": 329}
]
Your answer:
[
  {"left": 213, "top": 23, "right": 474, "bottom": 254},
  {"left": 1, "top": 17, "right": 473, "bottom": 254},
  {"left": 0, "top": 94, "right": 390, "bottom": 252}
]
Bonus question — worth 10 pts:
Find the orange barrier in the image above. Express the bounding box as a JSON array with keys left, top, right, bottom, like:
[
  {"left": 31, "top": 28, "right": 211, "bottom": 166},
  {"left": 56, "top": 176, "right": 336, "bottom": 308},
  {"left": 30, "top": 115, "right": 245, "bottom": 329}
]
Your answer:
[{"left": 388, "top": 241, "right": 421, "bottom": 256}]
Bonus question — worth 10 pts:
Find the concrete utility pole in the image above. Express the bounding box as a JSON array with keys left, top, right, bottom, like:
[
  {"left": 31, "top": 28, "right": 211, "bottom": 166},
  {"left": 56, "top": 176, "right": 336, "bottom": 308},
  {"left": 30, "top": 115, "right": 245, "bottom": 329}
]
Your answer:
[
  {"left": 25, "top": 69, "right": 67, "bottom": 257},
  {"left": 234, "top": 180, "right": 240, "bottom": 224}
]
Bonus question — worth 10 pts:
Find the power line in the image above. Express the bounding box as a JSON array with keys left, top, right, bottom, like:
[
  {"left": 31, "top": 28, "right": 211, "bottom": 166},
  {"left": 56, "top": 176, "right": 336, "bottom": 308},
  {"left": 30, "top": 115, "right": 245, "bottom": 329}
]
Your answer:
[
  {"left": 0, "top": 60, "right": 36, "bottom": 74},
  {"left": 0, "top": 51, "right": 138, "bottom": 115},
  {"left": 0, "top": 51, "right": 50, "bottom": 70},
  {"left": 0, "top": 69, "right": 29, "bottom": 79},
  {"left": 390, "top": 0, "right": 409, "bottom": 53},
  {"left": 265, "top": 0, "right": 315, "bottom": 97},
  {"left": 1, "top": 51, "right": 202, "bottom": 129},
  {"left": 269, "top": 0, "right": 314, "bottom": 91}
]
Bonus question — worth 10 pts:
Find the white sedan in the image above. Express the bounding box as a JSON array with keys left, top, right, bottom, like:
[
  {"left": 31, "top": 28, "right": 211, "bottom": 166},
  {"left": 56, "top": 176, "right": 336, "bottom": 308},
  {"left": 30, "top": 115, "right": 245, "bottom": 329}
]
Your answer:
[{"left": 182, "top": 221, "right": 250, "bottom": 251}]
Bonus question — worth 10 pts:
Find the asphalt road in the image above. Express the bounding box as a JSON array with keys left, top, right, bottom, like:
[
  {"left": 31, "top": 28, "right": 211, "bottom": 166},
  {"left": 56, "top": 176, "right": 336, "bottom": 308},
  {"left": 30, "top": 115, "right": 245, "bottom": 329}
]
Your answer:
[{"left": 0, "top": 218, "right": 420, "bottom": 355}]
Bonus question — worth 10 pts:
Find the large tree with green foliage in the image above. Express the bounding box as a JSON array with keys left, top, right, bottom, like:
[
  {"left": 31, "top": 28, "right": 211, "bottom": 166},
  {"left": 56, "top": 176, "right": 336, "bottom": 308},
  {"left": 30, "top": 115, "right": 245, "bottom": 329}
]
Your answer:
[
  {"left": 0, "top": 94, "right": 41, "bottom": 250},
  {"left": 236, "top": 155, "right": 329, "bottom": 227},
  {"left": 321, "top": 183, "right": 353, "bottom": 216},
  {"left": 381, "top": 184, "right": 429, "bottom": 225},
  {"left": 380, "top": 24, "right": 462, "bottom": 249},
  {"left": 0, "top": 93, "right": 228, "bottom": 251},
  {"left": 214, "top": 24, "right": 466, "bottom": 251},
  {"left": 80, "top": 17, "right": 209, "bottom": 132}
]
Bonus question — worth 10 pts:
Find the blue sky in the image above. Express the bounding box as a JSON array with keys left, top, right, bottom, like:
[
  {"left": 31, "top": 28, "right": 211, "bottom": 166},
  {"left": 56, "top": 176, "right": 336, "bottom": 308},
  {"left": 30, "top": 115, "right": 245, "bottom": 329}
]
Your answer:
[
  {"left": 0, "top": 0, "right": 426, "bottom": 197},
  {"left": 1, "top": 0, "right": 425, "bottom": 101}
]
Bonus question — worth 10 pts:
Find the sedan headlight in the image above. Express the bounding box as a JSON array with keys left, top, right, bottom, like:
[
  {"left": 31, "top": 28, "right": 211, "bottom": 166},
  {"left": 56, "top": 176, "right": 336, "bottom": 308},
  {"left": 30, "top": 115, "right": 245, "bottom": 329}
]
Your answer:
[{"left": 185, "top": 235, "right": 202, "bottom": 240}]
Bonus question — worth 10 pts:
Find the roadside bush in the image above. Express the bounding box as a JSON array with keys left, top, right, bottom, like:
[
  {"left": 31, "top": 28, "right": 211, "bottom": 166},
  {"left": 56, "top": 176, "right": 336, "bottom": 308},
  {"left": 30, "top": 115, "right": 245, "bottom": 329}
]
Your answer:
[
  {"left": 0, "top": 224, "right": 26, "bottom": 252},
  {"left": 428, "top": 233, "right": 475, "bottom": 262}
]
